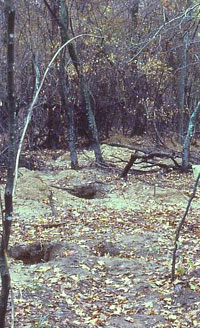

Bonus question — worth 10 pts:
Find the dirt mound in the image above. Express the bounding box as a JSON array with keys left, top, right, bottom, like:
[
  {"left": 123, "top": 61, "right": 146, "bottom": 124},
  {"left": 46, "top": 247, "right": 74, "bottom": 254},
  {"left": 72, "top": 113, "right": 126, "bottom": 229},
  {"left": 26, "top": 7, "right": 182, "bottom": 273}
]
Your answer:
[{"left": 16, "top": 167, "right": 51, "bottom": 201}]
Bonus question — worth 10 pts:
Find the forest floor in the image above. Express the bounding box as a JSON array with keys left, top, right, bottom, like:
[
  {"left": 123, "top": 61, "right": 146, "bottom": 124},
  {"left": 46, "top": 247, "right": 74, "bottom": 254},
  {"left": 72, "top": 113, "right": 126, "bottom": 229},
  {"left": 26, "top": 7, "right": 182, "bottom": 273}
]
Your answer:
[{"left": 2, "top": 135, "right": 200, "bottom": 327}]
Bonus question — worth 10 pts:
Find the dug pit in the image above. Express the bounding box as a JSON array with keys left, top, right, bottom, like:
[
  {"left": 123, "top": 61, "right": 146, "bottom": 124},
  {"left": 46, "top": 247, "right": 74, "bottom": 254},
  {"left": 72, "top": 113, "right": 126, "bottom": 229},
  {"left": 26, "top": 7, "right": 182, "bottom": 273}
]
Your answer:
[{"left": 9, "top": 242, "right": 66, "bottom": 265}]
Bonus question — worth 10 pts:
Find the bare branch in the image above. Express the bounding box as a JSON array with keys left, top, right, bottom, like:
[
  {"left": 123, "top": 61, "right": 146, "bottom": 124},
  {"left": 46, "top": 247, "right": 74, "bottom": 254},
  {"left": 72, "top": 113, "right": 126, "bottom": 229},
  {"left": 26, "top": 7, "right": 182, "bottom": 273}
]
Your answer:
[
  {"left": 171, "top": 172, "right": 200, "bottom": 281},
  {"left": 127, "top": 4, "right": 200, "bottom": 63}
]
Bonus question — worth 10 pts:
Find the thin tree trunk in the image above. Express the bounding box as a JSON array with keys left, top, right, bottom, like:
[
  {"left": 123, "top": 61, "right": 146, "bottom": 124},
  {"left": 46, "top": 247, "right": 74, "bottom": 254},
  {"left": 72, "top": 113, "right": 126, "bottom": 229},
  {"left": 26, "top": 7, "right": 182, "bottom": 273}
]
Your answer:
[
  {"left": 44, "top": 0, "right": 103, "bottom": 163},
  {"left": 59, "top": 55, "right": 78, "bottom": 168},
  {"left": 60, "top": 0, "right": 102, "bottom": 163},
  {"left": 59, "top": 0, "right": 78, "bottom": 169},
  {"left": 130, "top": 0, "right": 139, "bottom": 35},
  {"left": 171, "top": 171, "right": 200, "bottom": 281},
  {"left": 176, "top": 0, "right": 193, "bottom": 144},
  {"left": 0, "top": 1, "right": 16, "bottom": 326},
  {"left": 182, "top": 101, "right": 200, "bottom": 171},
  {"left": 177, "top": 34, "right": 187, "bottom": 144},
  {"left": 28, "top": 52, "right": 40, "bottom": 149},
  {"left": 79, "top": 74, "right": 102, "bottom": 163}
]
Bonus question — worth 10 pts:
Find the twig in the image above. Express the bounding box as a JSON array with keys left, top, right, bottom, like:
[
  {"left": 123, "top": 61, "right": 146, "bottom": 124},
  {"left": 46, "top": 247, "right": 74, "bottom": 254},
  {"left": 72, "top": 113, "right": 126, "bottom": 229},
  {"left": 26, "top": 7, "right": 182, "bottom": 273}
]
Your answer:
[
  {"left": 126, "top": 4, "right": 200, "bottom": 63},
  {"left": 48, "top": 190, "right": 58, "bottom": 217},
  {"left": 0, "top": 147, "right": 8, "bottom": 157},
  {"left": 171, "top": 172, "right": 200, "bottom": 282},
  {"left": 10, "top": 286, "right": 15, "bottom": 328},
  {"left": 34, "top": 222, "right": 68, "bottom": 229},
  {"left": 103, "top": 142, "right": 148, "bottom": 153},
  {"left": 109, "top": 155, "right": 128, "bottom": 163},
  {"left": 50, "top": 185, "right": 71, "bottom": 191}
]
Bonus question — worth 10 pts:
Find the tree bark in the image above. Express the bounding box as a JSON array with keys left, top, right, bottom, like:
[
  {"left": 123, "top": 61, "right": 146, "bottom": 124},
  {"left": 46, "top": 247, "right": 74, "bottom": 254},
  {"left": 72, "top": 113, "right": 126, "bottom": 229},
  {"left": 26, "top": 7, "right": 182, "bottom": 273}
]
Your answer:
[
  {"left": 59, "top": 0, "right": 78, "bottom": 169},
  {"left": 182, "top": 101, "right": 200, "bottom": 171},
  {"left": 130, "top": 0, "right": 140, "bottom": 34},
  {"left": 176, "top": 1, "right": 194, "bottom": 144},
  {"left": 79, "top": 74, "right": 103, "bottom": 163},
  {"left": 177, "top": 34, "right": 187, "bottom": 144},
  {"left": 0, "top": 1, "right": 16, "bottom": 326}
]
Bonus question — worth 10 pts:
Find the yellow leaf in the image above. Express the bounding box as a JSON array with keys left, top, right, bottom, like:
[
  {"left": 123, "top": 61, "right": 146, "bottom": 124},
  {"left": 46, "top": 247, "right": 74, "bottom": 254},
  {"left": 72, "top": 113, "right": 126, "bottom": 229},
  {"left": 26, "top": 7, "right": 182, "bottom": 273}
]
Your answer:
[
  {"left": 168, "top": 314, "right": 177, "bottom": 320},
  {"left": 80, "top": 264, "right": 90, "bottom": 271},
  {"left": 66, "top": 298, "right": 73, "bottom": 305},
  {"left": 193, "top": 320, "right": 199, "bottom": 327},
  {"left": 36, "top": 265, "right": 51, "bottom": 272},
  {"left": 87, "top": 318, "right": 99, "bottom": 325}
]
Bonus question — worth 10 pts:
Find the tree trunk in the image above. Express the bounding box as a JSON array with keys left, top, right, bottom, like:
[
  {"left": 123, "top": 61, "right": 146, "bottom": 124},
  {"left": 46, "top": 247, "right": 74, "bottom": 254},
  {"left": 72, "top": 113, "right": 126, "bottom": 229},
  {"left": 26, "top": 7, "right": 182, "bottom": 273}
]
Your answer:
[
  {"left": 28, "top": 52, "right": 40, "bottom": 150},
  {"left": 79, "top": 74, "right": 103, "bottom": 163},
  {"left": 130, "top": 0, "right": 140, "bottom": 34},
  {"left": 177, "top": 34, "right": 187, "bottom": 144},
  {"left": 60, "top": 0, "right": 103, "bottom": 163},
  {"left": 182, "top": 101, "right": 200, "bottom": 171},
  {"left": 176, "top": 0, "right": 193, "bottom": 144},
  {"left": 59, "top": 0, "right": 78, "bottom": 169},
  {"left": 0, "top": 1, "right": 16, "bottom": 326},
  {"left": 46, "top": 104, "right": 60, "bottom": 149},
  {"left": 44, "top": 0, "right": 103, "bottom": 164},
  {"left": 59, "top": 54, "right": 78, "bottom": 168}
]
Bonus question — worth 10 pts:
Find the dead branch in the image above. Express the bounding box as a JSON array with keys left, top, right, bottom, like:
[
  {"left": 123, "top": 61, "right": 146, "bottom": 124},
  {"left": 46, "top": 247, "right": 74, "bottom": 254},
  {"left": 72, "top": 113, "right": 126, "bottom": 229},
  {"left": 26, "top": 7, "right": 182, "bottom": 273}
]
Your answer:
[
  {"left": 121, "top": 150, "right": 181, "bottom": 178},
  {"left": 171, "top": 172, "right": 200, "bottom": 282},
  {"left": 103, "top": 142, "right": 148, "bottom": 153},
  {"left": 51, "top": 183, "right": 102, "bottom": 199},
  {"left": 121, "top": 152, "right": 138, "bottom": 178},
  {"left": 109, "top": 155, "right": 128, "bottom": 163}
]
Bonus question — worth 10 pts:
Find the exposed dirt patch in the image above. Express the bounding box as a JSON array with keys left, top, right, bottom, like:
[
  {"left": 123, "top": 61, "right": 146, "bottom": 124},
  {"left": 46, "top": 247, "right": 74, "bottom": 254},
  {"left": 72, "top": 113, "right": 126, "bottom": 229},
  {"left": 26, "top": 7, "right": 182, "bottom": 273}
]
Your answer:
[
  {"left": 3, "top": 145, "right": 200, "bottom": 327},
  {"left": 9, "top": 242, "right": 68, "bottom": 264},
  {"left": 16, "top": 167, "right": 51, "bottom": 201}
]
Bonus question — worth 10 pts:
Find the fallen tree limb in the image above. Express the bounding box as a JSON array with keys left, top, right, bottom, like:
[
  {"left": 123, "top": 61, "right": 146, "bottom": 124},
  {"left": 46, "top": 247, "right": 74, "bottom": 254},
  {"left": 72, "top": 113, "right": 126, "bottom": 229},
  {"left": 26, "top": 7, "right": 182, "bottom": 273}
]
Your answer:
[
  {"left": 51, "top": 183, "right": 104, "bottom": 199},
  {"left": 121, "top": 152, "right": 138, "bottom": 178},
  {"left": 121, "top": 150, "right": 181, "bottom": 178},
  {"left": 103, "top": 142, "right": 148, "bottom": 153}
]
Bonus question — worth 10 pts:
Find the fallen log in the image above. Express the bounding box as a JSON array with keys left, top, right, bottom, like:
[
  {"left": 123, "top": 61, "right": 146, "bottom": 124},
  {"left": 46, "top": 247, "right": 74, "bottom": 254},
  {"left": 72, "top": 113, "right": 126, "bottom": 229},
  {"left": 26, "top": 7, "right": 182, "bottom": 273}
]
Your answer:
[{"left": 121, "top": 150, "right": 182, "bottom": 178}]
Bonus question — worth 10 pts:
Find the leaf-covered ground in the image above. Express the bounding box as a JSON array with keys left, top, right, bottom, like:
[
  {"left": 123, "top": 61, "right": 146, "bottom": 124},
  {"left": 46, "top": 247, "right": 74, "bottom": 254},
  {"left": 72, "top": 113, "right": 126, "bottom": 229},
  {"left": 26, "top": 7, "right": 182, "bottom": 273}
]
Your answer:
[{"left": 2, "top": 141, "right": 200, "bottom": 327}]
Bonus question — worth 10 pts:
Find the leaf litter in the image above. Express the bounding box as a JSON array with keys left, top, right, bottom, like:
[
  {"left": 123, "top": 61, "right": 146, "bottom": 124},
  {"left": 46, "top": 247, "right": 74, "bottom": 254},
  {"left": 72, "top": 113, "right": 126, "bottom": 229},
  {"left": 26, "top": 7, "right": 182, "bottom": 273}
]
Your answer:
[{"left": 1, "top": 144, "right": 199, "bottom": 327}]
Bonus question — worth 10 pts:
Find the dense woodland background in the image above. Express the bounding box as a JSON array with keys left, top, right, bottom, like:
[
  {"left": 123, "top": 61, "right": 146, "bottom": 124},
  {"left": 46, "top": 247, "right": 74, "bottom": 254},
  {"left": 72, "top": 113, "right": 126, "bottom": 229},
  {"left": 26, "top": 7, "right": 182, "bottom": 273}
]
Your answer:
[{"left": 0, "top": 0, "right": 199, "bottom": 155}]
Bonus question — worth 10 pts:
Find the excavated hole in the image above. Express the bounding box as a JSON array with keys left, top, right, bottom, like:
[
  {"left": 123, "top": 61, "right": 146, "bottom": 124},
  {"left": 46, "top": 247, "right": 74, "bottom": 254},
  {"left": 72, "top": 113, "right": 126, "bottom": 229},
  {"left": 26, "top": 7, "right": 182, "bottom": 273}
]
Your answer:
[
  {"left": 93, "top": 241, "right": 120, "bottom": 257},
  {"left": 9, "top": 242, "right": 65, "bottom": 265}
]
